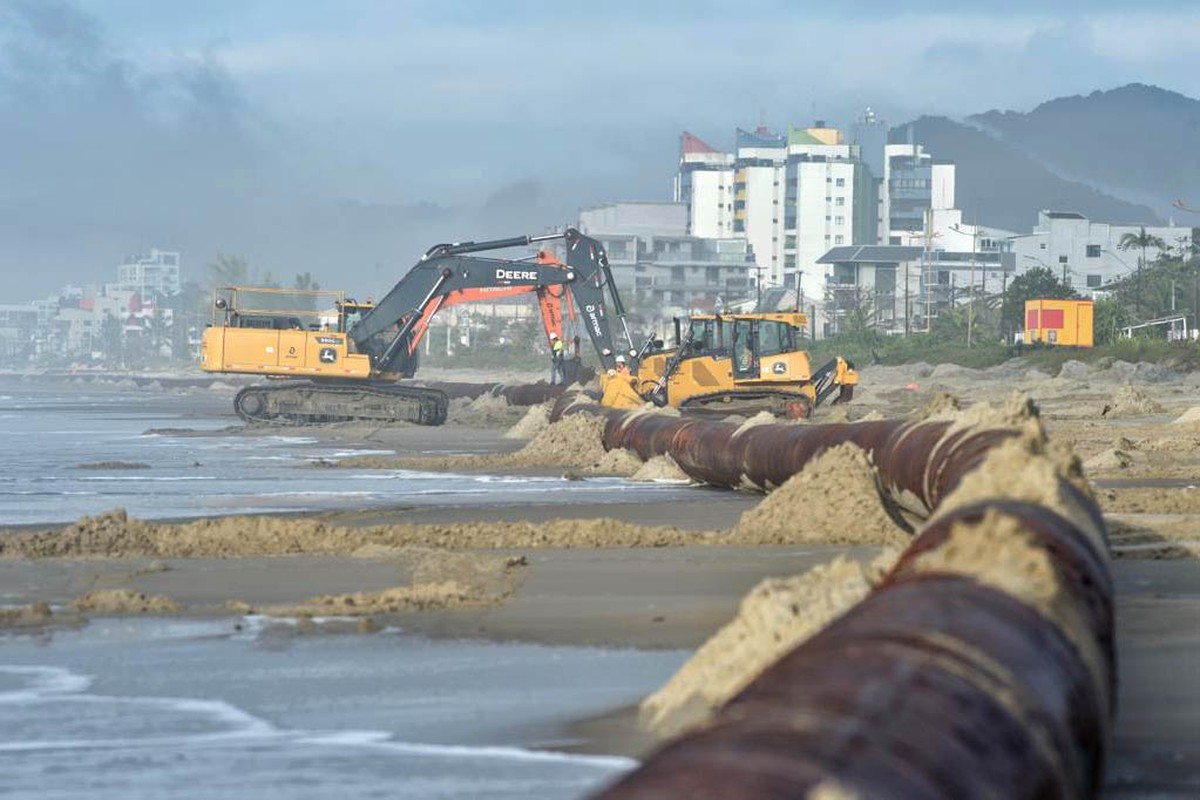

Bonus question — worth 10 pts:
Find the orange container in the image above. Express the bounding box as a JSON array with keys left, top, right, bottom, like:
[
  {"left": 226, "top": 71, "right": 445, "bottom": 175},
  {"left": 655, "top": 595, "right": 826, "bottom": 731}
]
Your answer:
[{"left": 1023, "top": 299, "right": 1094, "bottom": 347}]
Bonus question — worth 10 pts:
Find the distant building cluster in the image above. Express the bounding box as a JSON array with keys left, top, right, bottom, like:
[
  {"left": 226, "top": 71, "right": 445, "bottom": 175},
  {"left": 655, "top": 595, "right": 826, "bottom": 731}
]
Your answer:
[
  {"left": 580, "top": 112, "right": 1197, "bottom": 338},
  {"left": 0, "top": 249, "right": 193, "bottom": 365}
]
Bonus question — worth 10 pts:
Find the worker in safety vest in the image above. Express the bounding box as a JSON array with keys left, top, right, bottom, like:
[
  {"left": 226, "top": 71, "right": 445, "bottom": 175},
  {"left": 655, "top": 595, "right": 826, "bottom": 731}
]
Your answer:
[
  {"left": 614, "top": 354, "right": 630, "bottom": 377},
  {"left": 549, "top": 332, "right": 566, "bottom": 385}
]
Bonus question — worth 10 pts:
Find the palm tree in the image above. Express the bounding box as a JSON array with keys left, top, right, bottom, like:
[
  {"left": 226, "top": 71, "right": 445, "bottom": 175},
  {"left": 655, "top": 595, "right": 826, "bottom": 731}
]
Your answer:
[{"left": 1119, "top": 227, "right": 1167, "bottom": 318}]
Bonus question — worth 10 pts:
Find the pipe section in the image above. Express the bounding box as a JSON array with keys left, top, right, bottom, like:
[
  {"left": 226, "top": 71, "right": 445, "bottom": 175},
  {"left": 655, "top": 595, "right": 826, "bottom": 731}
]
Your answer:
[{"left": 564, "top": 399, "right": 1114, "bottom": 800}]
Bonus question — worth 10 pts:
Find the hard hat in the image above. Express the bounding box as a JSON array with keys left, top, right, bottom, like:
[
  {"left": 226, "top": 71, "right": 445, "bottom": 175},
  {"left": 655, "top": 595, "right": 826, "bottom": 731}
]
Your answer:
[
  {"left": 549, "top": 332, "right": 558, "bottom": 339},
  {"left": 615, "top": 355, "right": 626, "bottom": 363}
]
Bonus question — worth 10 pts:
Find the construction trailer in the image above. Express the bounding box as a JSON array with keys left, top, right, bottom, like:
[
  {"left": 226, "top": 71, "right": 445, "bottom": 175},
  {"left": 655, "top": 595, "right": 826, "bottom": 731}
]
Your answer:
[{"left": 1023, "top": 298, "right": 1094, "bottom": 347}]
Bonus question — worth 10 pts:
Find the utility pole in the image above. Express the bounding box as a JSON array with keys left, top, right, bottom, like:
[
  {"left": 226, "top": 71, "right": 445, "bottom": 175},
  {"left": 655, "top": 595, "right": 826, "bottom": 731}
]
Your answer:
[
  {"left": 967, "top": 217, "right": 977, "bottom": 348},
  {"left": 923, "top": 207, "right": 933, "bottom": 333},
  {"left": 904, "top": 263, "right": 911, "bottom": 336}
]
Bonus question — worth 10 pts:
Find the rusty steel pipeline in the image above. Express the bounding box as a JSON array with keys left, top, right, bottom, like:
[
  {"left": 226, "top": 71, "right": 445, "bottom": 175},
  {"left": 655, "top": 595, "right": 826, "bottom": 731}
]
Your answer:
[
  {"left": 557, "top": 400, "right": 1019, "bottom": 515},
  {"left": 554, "top": 399, "right": 1114, "bottom": 800}
]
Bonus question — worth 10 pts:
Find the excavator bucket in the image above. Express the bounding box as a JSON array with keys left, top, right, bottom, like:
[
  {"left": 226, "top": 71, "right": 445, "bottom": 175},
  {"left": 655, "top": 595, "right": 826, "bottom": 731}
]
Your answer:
[{"left": 600, "top": 373, "right": 645, "bottom": 410}]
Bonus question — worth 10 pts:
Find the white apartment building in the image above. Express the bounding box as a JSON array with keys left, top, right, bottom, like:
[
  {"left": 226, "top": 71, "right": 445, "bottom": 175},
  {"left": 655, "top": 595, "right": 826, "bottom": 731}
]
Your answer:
[
  {"left": 676, "top": 125, "right": 868, "bottom": 299},
  {"left": 117, "top": 249, "right": 181, "bottom": 298},
  {"left": 1009, "top": 211, "right": 1195, "bottom": 290},
  {"left": 674, "top": 133, "right": 735, "bottom": 238}
]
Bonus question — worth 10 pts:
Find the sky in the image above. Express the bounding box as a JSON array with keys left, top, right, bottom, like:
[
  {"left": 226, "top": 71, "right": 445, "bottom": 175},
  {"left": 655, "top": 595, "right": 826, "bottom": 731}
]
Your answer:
[{"left": 4, "top": 0, "right": 1198, "bottom": 297}]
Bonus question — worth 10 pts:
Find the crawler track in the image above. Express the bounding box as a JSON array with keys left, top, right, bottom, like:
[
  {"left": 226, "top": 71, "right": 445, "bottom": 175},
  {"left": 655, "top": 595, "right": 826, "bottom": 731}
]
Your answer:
[{"left": 233, "top": 382, "right": 448, "bottom": 426}]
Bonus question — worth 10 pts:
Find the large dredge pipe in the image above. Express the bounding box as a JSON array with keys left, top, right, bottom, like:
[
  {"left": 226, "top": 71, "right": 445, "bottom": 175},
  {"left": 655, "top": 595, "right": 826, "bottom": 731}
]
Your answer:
[{"left": 557, "top": 399, "right": 1114, "bottom": 800}]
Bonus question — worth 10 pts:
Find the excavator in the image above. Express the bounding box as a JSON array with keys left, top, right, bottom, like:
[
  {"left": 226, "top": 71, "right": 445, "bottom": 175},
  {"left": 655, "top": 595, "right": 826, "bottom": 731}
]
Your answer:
[
  {"left": 199, "top": 228, "right": 636, "bottom": 425},
  {"left": 602, "top": 311, "right": 858, "bottom": 419}
]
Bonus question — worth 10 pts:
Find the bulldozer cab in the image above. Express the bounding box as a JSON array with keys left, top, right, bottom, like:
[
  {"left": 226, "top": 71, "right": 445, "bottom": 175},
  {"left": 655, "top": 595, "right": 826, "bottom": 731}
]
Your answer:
[{"left": 729, "top": 313, "right": 810, "bottom": 382}]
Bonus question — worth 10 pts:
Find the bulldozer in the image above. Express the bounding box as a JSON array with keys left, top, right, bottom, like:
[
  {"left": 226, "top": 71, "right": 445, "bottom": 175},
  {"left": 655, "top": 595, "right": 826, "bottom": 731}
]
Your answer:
[{"left": 600, "top": 311, "right": 857, "bottom": 419}]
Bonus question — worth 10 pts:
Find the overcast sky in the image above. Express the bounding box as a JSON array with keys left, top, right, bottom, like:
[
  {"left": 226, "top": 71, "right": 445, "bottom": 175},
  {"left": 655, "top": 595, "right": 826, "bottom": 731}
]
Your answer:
[{"left": 5, "top": 0, "right": 1198, "bottom": 297}]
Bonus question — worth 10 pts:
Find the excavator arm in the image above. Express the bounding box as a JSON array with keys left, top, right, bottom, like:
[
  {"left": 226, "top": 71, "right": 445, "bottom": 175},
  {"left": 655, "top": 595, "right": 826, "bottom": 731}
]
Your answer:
[{"left": 349, "top": 228, "right": 631, "bottom": 378}]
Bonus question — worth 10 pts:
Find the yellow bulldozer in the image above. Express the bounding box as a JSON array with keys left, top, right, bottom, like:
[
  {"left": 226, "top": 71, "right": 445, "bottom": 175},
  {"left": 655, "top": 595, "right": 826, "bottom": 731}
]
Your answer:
[{"left": 601, "top": 311, "right": 857, "bottom": 419}]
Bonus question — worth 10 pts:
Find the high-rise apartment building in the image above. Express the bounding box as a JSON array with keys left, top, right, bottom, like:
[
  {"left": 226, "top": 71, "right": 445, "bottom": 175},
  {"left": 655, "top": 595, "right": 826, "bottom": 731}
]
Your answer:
[
  {"left": 677, "top": 123, "right": 875, "bottom": 299},
  {"left": 116, "top": 249, "right": 181, "bottom": 298}
]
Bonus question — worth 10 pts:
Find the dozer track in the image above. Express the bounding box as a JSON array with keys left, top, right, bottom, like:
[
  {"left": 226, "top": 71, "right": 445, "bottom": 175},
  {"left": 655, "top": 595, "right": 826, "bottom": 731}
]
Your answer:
[
  {"left": 679, "top": 389, "right": 815, "bottom": 419},
  {"left": 233, "top": 382, "right": 448, "bottom": 426}
]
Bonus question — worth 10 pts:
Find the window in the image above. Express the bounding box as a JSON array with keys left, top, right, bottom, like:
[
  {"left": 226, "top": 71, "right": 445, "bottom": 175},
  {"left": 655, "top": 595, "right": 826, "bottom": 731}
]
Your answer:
[
  {"left": 1086, "top": 274, "right": 1102, "bottom": 288},
  {"left": 835, "top": 216, "right": 844, "bottom": 225},
  {"left": 835, "top": 197, "right": 845, "bottom": 207},
  {"left": 758, "top": 321, "right": 795, "bottom": 357},
  {"left": 1086, "top": 245, "right": 1101, "bottom": 258},
  {"left": 835, "top": 235, "right": 845, "bottom": 245},
  {"left": 1058, "top": 255, "right": 1068, "bottom": 264},
  {"left": 1039, "top": 243, "right": 1047, "bottom": 250},
  {"left": 835, "top": 178, "right": 845, "bottom": 187}
]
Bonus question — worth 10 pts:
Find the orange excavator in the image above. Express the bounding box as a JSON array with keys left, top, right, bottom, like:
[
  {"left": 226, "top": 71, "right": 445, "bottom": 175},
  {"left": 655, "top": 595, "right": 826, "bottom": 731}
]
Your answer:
[{"left": 200, "top": 228, "right": 635, "bottom": 424}]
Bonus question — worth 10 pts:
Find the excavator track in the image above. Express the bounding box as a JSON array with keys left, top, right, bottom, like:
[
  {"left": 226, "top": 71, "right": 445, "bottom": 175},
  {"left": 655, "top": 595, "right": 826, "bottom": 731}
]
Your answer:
[
  {"left": 233, "top": 382, "right": 448, "bottom": 426},
  {"left": 679, "top": 389, "right": 815, "bottom": 419}
]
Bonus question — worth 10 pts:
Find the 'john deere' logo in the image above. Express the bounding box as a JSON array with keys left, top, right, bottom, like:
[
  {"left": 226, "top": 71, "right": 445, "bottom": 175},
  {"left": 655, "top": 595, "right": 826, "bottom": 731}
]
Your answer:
[
  {"left": 772, "top": 362, "right": 787, "bottom": 375},
  {"left": 319, "top": 348, "right": 338, "bottom": 364}
]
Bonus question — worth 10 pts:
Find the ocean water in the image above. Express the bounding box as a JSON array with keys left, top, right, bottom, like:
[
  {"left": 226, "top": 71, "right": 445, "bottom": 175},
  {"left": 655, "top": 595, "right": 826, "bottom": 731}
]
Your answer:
[
  {"left": 0, "top": 618, "right": 688, "bottom": 799},
  {"left": 0, "top": 378, "right": 693, "bottom": 525}
]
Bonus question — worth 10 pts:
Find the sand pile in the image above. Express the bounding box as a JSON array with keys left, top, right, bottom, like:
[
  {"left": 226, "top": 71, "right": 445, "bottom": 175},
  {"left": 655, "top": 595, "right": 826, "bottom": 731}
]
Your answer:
[
  {"left": 916, "top": 392, "right": 963, "bottom": 419},
  {"left": 1100, "top": 487, "right": 1200, "bottom": 515},
  {"left": 503, "top": 403, "right": 551, "bottom": 439},
  {"left": 1171, "top": 407, "right": 1200, "bottom": 426},
  {"left": 630, "top": 454, "right": 691, "bottom": 483},
  {"left": 732, "top": 444, "right": 909, "bottom": 546},
  {"left": 1082, "top": 449, "right": 1135, "bottom": 472},
  {"left": 446, "top": 393, "right": 525, "bottom": 427},
  {"left": 639, "top": 551, "right": 898, "bottom": 738},
  {"left": 0, "top": 602, "right": 54, "bottom": 628},
  {"left": 337, "top": 412, "right": 645, "bottom": 476},
  {"left": 263, "top": 549, "right": 527, "bottom": 616},
  {"left": 71, "top": 589, "right": 179, "bottom": 614},
  {"left": 1101, "top": 386, "right": 1165, "bottom": 417},
  {"left": 0, "top": 509, "right": 708, "bottom": 559}
]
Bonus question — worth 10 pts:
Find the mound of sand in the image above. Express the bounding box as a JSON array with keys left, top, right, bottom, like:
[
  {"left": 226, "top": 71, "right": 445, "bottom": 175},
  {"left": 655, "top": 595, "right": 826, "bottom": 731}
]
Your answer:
[
  {"left": 638, "top": 551, "right": 898, "bottom": 739},
  {"left": 503, "top": 403, "right": 551, "bottom": 439},
  {"left": 1101, "top": 386, "right": 1165, "bottom": 417},
  {"left": 1057, "top": 360, "right": 1094, "bottom": 380},
  {"left": 731, "top": 444, "right": 910, "bottom": 546},
  {"left": 1100, "top": 487, "right": 1200, "bottom": 515},
  {"left": 1082, "top": 449, "right": 1134, "bottom": 472},
  {"left": 337, "top": 412, "right": 645, "bottom": 476},
  {"left": 916, "top": 392, "right": 963, "bottom": 419},
  {"left": 447, "top": 393, "right": 525, "bottom": 427},
  {"left": 630, "top": 454, "right": 691, "bottom": 483},
  {"left": 1171, "top": 407, "right": 1200, "bottom": 426},
  {"left": 0, "top": 602, "right": 53, "bottom": 628},
  {"left": 0, "top": 509, "right": 708, "bottom": 560},
  {"left": 71, "top": 589, "right": 179, "bottom": 614}
]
